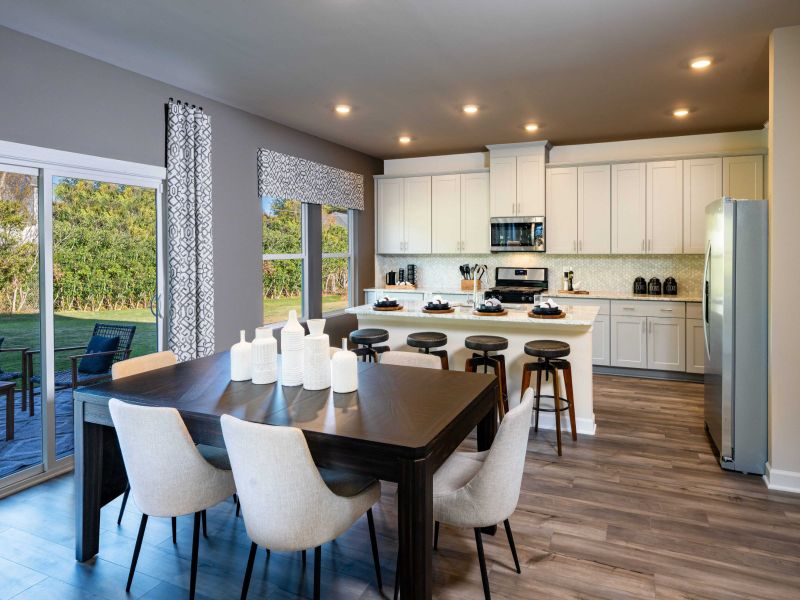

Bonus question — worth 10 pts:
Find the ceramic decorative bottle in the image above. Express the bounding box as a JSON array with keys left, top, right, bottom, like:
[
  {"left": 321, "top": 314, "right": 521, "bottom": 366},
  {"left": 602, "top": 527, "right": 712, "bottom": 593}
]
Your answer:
[
  {"left": 280, "top": 310, "right": 305, "bottom": 386},
  {"left": 331, "top": 338, "right": 358, "bottom": 393},
  {"left": 303, "top": 319, "right": 331, "bottom": 390},
  {"left": 251, "top": 326, "right": 278, "bottom": 384},
  {"left": 230, "top": 330, "right": 252, "bottom": 381}
]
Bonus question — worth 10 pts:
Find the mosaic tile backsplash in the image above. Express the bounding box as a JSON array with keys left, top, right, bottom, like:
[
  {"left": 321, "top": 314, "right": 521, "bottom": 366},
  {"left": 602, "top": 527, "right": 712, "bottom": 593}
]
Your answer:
[{"left": 375, "top": 254, "right": 704, "bottom": 296}]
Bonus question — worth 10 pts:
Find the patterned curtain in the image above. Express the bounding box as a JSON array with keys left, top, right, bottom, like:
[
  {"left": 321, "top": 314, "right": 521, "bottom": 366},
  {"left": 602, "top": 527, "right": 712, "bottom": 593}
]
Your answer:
[{"left": 165, "top": 100, "right": 214, "bottom": 361}]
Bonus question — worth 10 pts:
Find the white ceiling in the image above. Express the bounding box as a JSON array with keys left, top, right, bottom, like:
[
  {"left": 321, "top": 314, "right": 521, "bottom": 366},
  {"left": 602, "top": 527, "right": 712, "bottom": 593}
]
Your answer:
[{"left": 2, "top": 0, "right": 799, "bottom": 159}]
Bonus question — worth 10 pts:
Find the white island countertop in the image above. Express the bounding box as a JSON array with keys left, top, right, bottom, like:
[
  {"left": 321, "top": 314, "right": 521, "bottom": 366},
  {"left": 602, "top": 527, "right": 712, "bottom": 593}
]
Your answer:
[{"left": 346, "top": 304, "right": 599, "bottom": 327}]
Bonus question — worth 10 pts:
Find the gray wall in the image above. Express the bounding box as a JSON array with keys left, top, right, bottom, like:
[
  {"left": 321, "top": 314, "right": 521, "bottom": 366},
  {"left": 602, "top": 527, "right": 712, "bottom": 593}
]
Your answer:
[{"left": 0, "top": 26, "right": 381, "bottom": 350}]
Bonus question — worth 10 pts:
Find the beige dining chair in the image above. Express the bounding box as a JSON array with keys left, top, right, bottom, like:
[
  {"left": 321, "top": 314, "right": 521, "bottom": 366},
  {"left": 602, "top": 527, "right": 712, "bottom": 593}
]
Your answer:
[
  {"left": 111, "top": 350, "right": 176, "bottom": 379},
  {"left": 109, "top": 399, "right": 236, "bottom": 600},
  {"left": 220, "top": 414, "right": 383, "bottom": 600},
  {"left": 380, "top": 350, "right": 442, "bottom": 369}
]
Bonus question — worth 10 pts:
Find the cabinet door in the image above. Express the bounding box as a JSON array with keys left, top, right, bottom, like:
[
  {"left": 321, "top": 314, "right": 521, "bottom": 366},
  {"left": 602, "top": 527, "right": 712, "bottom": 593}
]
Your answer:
[
  {"left": 647, "top": 317, "right": 686, "bottom": 371},
  {"left": 431, "top": 174, "right": 462, "bottom": 254},
  {"left": 610, "top": 315, "right": 647, "bottom": 368},
  {"left": 578, "top": 164, "right": 611, "bottom": 254},
  {"left": 592, "top": 313, "right": 611, "bottom": 366},
  {"left": 611, "top": 163, "right": 647, "bottom": 254},
  {"left": 647, "top": 161, "right": 683, "bottom": 254},
  {"left": 403, "top": 176, "right": 432, "bottom": 254},
  {"left": 517, "top": 154, "right": 545, "bottom": 215},
  {"left": 723, "top": 155, "right": 764, "bottom": 199},
  {"left": 683, "top": 158, "right": 722, "bottom": 254},
  {"left": 545, "top": 167, "right": 578, "bottom": 254},
  {"left": 461, "top": 172, "right": 490, "bottom": 253},
  {"left": 685, "top": 318, "right": 705, "bottom": 374},
  {"left": 490, "top": 156, "right": 517, "bottom": 217},
  {"left": 376, "top": 178, "right": 405, "bottom": 254}
]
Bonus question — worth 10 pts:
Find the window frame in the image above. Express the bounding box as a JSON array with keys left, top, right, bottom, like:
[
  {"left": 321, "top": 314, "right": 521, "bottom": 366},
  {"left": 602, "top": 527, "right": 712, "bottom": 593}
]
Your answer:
[
  {"left": 321, "top": 205, "right": 354, "bottom": 316},
  {"left": 262, "top": 200, "right": 308, "bottom": 323}
]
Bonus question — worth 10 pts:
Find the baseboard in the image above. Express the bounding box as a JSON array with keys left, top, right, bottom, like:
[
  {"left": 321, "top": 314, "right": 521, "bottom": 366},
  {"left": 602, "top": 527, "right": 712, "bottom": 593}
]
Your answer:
[
  {"left": 763, "top": 462, "right": 800, "bottom": 493},
  {"left": 593, "top": 365, "right": 704, "bottom": 383},
  {"left": 528, "top": 412, "right": 596, "bottom": 436}
]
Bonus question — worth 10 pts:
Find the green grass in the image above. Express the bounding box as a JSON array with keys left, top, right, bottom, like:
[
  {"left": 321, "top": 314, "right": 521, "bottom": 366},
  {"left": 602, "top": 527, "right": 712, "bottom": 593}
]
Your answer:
[
  {"left": 0, "top": 308, "right": 157, "bottom": 378},
  {"left": 263, "top": 295, "right": 348, "bottom": 325}
]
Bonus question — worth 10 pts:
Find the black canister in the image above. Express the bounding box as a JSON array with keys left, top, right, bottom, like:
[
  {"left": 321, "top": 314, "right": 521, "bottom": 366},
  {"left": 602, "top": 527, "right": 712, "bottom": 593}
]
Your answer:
[
  {"left": 663, "top": 277, "right": 678, "bottom": 295},
  {"left": 648, "top": 277, "right": 662, "bottom": 295},
  {"left": 633, "top": 277, "right": 647, "bottom": 295}
]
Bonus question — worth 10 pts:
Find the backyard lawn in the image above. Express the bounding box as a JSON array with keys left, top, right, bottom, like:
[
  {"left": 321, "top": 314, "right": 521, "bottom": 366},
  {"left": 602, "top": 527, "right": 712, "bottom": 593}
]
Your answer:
[{"left": 263, "top": 294, "right": 348, "bottom": 325}]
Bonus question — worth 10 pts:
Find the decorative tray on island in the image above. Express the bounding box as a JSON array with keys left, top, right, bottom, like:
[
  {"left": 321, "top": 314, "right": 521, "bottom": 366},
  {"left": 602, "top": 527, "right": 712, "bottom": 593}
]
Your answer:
[
  {"left": 373, "top": 304, "right": 403, "bottom": 312},
  {"left": 422, "top": 305, "right": 454, "bottom": 314},
  {"left": 472, "top": 308, "right": 508, "bottom": 317},
  {"left": 528, "top": 309, "right": 566, "bottom": 319}
]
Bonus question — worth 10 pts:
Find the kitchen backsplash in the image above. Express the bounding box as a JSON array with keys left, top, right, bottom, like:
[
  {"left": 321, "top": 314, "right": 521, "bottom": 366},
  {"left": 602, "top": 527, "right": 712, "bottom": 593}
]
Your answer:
[{"left": 375, "top": 254, "right": 704, "bottom": 296}]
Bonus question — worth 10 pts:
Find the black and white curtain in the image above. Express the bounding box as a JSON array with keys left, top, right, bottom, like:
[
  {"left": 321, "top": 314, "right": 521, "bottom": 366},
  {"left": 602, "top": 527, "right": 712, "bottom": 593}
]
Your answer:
[{"left": 165, "top": 100, "right": 215, "bottom": 361}]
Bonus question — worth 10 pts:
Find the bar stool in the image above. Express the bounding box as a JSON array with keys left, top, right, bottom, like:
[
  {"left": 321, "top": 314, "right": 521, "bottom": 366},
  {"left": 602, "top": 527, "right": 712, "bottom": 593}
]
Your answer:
[
  {"left": 520, "top": 340, "right": 577, "bottom": 456},
  {"left": 464, "top": 335, "right": 509, "bottom": 419},
  {"left": 407, "top": 332, "right": 449, "bottom": 370},
  {"left": 349, "top": 328, "right": 390, "bottom": 363}
]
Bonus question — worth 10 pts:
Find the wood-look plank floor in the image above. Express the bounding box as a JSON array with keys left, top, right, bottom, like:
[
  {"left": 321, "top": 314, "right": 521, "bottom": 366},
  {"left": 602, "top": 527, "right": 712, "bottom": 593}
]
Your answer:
[{"left": 0, "top": 375, "right": 799, "bottom": 599}]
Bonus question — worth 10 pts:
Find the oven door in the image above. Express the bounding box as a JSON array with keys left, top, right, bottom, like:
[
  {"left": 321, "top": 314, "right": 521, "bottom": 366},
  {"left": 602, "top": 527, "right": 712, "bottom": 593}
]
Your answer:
[{"left": 490, "top": 217, "right": 545, "bottom": 252}]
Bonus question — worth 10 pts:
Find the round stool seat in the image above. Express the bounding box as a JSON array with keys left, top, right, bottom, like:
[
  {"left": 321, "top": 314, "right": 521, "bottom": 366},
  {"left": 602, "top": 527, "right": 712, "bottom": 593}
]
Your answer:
[
  {"left": 350, "top": 328, "right": 389, "bottom": 345},
  {"left": 524, "top": 340, "right": 570, "bottom": 359},
  {"left": 465, "top": 335, "right": 508, "bottom": 352},
  {"left": 407, "top": 331, "right": 447, "bottom": 350}
]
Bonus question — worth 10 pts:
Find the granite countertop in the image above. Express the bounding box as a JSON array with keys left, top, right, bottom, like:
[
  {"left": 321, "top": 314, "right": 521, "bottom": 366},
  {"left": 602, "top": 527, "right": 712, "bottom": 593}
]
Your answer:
[
  {"left": 552, "top": 290, "right": 701, "bottom": 303},
  {"left": 346, "top": 304, "right": 599, "bottom": 327},
  {"left": 365, "top": 286, "right": 474, "bottom": 294}
]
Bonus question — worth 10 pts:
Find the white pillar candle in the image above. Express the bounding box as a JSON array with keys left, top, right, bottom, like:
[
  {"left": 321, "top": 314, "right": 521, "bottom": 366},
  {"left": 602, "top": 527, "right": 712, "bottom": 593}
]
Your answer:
[{"left": 331, "top": 338, "right": 358, "bottom": 393}]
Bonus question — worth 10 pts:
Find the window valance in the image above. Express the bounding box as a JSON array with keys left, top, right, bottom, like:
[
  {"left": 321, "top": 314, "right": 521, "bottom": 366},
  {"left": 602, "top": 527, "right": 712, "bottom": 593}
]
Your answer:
[{"left": 257, "top": 148, "right": 364, "bottom": 211}]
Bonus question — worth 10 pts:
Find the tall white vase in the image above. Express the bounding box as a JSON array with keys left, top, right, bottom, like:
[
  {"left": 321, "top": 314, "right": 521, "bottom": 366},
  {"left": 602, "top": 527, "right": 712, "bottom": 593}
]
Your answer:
[
  {"left": 230, "top": 330, "right": 252, "bottom": 381},
  {"left": 251, "top": 327, "right": 278, "bottom": 384},
  {"left": 303, "top": 319, "right": 331, "bottom": 390},
  {"left": 331, "top": 337, "right": 358, "bottom": 393},
  {"left": 280, "top": 310, "right": 305, "bottom": 386}
]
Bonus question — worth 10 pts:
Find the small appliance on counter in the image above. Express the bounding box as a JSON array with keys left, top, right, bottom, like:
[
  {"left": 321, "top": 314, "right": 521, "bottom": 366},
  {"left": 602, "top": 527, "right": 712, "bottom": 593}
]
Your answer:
[
  {"left": 398, "top": 268, "right": 405, "bottom": 283},
  {"left": 663, "top": 276, "right": 678, "bottom": 295},
  {"left": 406, "top": 264, "right": 417, "bottom": 286},
  {"left": 484, "top": 267, "right": 548, "bottom": 303},
  {"left": 633, "top": 277, "right": 647, "bottom": 295},
  {"left": 647, "top": 277, "right": 662, "bottom": 295},
  {"left": 385, "top": 271, "right": 396, "bottom": 286}
]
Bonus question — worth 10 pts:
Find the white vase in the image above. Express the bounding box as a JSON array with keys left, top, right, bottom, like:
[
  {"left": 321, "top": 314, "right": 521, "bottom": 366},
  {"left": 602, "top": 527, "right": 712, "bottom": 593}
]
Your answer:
[
  {"left": 251, "top": 327, "right": 278, "bottom": 384},
  {"left": 331, "top": 338, "right": 358, "bottom": 393},
  {"left": 280, "top": 310, "right": 305, "bottom": 386},
  {"left": 303, "top": 318, "right": 330, "bottom": 390},
  {"left": 230, "top": 330, "right": 252, "bottom": 381}
]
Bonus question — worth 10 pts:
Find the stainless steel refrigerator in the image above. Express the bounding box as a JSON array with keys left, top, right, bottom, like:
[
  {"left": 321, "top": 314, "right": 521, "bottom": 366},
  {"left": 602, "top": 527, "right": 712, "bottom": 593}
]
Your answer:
[{"left": 703, "top": 197, "right": 768, "bottom": 475}]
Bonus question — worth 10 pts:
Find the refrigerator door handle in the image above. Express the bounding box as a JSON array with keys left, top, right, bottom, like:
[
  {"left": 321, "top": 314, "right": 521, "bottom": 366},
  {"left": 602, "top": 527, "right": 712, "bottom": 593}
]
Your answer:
[{"left": 703, "top": 240, "right": 712, "bottom": 358}]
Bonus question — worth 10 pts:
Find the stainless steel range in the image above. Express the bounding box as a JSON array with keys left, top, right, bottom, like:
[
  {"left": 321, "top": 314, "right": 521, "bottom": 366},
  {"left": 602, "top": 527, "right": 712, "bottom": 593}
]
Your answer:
[{"left": 484, "top": 267, "right": 548, "bottom": 303}]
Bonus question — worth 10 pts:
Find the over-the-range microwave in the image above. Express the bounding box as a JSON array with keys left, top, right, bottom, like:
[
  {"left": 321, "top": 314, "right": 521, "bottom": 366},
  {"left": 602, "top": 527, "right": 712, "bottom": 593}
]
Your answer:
[{"left": 490, "top": 216, "right": 545, "bottom": 252}]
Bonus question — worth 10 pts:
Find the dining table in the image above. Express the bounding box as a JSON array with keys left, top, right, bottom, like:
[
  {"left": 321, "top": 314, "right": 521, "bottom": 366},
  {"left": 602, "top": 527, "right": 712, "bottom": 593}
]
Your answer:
[{"left": 72, "top": 351, "right": 498, "bottom": 599}]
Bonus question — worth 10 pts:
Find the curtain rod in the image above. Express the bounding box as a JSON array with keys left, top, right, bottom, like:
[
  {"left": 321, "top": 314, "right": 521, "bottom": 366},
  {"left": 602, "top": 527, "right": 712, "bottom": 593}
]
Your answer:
[{"left": 168, "top": 97, "right": 203, "bottom": 111}]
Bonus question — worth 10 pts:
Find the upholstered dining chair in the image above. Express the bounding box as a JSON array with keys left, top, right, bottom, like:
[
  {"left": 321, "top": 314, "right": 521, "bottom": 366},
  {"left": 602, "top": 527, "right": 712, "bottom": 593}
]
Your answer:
[
  {"left": 109, "top": 399, "right": 236, "bottom": 600},
  {"left": 380, "top": 350, "right": 442, "bottom": 370},
  {"left": 220, "top": 414, "right": 383, "bottom": 600}
]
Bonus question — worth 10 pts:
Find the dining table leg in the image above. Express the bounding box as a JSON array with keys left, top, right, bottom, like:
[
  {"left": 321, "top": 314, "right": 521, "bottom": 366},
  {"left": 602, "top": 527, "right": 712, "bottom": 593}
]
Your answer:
[
  {"left": 398, "top": 455, "right": 434, "bottom": 600},
  {"left": 74, "top": 400, "right": 103, "bottom": 561}
]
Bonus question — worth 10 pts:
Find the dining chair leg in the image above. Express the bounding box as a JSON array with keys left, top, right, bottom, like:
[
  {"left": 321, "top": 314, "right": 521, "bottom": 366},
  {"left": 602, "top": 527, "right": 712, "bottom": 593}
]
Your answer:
[
  {"left": 433, "top": 521, "right": 440, "bottom": 550},
  {"left": 393, "top": 549, "right": 400, "bottom": 600},
  {"left": 117, "top": 484, "right": 130, "bottom": 525},
  {"left": 265, "top": 548, "right": 271, "bottom": 560},
  {"left": 126, "top": 514, "right": 148, "bottom": 592},
  {"left": 241, "top": 541, "right": 257, "bottom": 600},
  {"left": 503, "top": 520, "right": 521, "bottom": 574},
  {"left": 474, "top": 528, "right": 492, "bottom": 600},
  {"left": 201, "top": 509, "right": 208, "bottom": 538},
  {"left": 313, "top": 545, "right": 322, "bottom": 600},
  {"left": 171, "top": 517, "right": 177, "bottom": 544},
  {"left": 233, "top": 493, "right": 241, "bottom": 517},
  {"left": 366, "top": 508, "right": 383, "bottom": 590},
  {"left": 302, "top": 549, "right": 306, "bottom": 566},
  {"left": 189, "top": 512, "right": 201, "bottom": 600}
]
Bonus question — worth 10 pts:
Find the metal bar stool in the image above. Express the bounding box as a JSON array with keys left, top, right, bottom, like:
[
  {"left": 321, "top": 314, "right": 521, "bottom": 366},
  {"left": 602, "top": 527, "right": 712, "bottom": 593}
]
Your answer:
[
  {"left": 406, "top": 332, "right": 449, "bottom": 369},
  {"left": 349, "top": 328, "right": 390, "bottom": 363},
  {"left": 520, "top": 340, "right": 577, "bottom": 456},
  {"left": 464, "top": 335, "right": 508, "bottom": 419}
]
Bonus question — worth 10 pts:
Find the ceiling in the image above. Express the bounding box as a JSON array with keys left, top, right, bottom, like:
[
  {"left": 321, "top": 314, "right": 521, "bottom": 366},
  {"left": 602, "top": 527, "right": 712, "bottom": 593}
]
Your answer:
[{"left": 2, "top": 0, "right": 800, "bottom": 159}]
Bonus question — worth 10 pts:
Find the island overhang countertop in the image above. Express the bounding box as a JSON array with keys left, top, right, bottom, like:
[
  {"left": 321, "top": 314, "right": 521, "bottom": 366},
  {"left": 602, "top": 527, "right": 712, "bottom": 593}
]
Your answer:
[{"left": 346, "top": 304, "right": 600, "bottom": 326}]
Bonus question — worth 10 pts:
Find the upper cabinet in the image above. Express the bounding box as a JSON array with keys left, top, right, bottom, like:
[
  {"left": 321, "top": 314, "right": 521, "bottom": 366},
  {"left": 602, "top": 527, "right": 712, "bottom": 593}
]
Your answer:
[
  {"left": 546, "top": 167, "right": 578, "bottom": 254},
  {"left": 376, "top": 176, "right": 431, "bottom": 254},
  {"left": 489, "top": 156, "right": 516, "bottom": 217},
  {"left": 376, "top": 178, "right": 405, "bottom": 254},
  {"left": 431, "top": 174, "right": 461, "bottom": 254},
  {"left": 578, "top": 165, "right": 611, "bottom": 254},
  {"left": 516, "top": 155, "right": 545, "bottom": 216},
  {"left": 431, "top": 172, "right": 490, "bottom": 254},
  {"left": 611, "top": 163, "right": 647, "bottom": 254},
  {"left": 647, "top": 161, "right": 683, "bottom": 254},
  {"left": 683, "top": 158, "right": 722, "bottom": 254},
  {"left": 723, "top": 155, "right": 764, "bottom": 199},
  {"left": 488, "top": 142, "right": 547, "bottom": 217}
]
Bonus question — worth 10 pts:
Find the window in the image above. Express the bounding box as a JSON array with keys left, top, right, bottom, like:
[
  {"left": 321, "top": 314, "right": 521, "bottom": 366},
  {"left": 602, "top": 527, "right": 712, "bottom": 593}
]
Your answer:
[
  {"left": 322, "top": 204, "right": 352, "bottom": 315},
  {"left": 262, "top": 197, "right": 304, "bottom": 325}
]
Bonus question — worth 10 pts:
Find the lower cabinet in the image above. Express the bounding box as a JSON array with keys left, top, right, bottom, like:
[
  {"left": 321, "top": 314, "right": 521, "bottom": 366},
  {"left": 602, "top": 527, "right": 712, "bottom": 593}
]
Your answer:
[
  {"left": 686, "top": 318, "right": 705, "bottom": 374},
  {"left": 647, "top": 317, "right": 685, "bottom": 371},
  {"left": 592, "top": 314, "right": 610, "bottom": 366},
  {"left": 610, "top": 315, "right": 647, "bottom": 369}
]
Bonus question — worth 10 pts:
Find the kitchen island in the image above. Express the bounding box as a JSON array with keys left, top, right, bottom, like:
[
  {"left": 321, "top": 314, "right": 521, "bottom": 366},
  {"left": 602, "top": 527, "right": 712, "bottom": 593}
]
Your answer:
[{"left": 346, "top": 303, "right": 599, "bottom": 435}]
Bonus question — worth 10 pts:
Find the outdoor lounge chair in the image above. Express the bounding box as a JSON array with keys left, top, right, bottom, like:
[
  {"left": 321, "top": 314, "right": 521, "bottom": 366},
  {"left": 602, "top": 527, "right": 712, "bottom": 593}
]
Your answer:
[{"left": 0, "top": 336, "right": 28, "bottom": 413}]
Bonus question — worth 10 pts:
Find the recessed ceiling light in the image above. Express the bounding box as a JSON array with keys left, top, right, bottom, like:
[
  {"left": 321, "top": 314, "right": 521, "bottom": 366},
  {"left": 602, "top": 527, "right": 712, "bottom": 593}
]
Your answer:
[
  {"left": 462, "top": 104, "right": 479, "bottom": 115},
  {"left": 673, "top": 108, "right": 690, "bottom": 118},
  {"left": 398, "top": 135, "right": 412, "bottom": 144},
  {"left": 524, "top": 123, "right": 539, "bottom": 132},
  {"left": 690, "top": 57, "right": 713, "bottom": 70},
  {"left": 334, "top": 104, "right": 351, "bottom": 115}
]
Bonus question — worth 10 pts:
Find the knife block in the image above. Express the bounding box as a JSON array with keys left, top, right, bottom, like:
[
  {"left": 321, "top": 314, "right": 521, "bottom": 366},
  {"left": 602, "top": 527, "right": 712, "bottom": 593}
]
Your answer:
[{"left": 461, "top": 280, "right": 483, "bottom": 291}]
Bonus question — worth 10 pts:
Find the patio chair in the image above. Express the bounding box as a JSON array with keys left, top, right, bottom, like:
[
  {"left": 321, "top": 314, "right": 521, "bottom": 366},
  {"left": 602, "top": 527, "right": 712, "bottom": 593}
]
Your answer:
[
  {"left": 0, "top": 336, "right": 28, "bottom": 413},
  {"left": 26, "top": 323, "right": 136, "bottom": 414}
]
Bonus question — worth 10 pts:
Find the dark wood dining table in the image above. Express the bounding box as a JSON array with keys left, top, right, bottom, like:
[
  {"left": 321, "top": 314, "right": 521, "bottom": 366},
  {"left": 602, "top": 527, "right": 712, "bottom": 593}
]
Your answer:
[{"left": 73, "top": 351, "right": 498, "bottom": 599}]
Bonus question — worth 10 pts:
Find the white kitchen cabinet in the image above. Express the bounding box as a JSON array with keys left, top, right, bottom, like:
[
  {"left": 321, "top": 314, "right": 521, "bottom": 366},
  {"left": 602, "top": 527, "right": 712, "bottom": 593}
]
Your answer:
[
  {"left": 683, "top": 158, "right": 722, "bottom": 254},
  {"left": 686, "top": 318, "right": 705, "bottom": 374},
  {"left": 592, "top": 313, "right": 610, "bottom": 366},
  {"left": 611, "top": 163, "right": 647, "bottom": 254},
  {"left": 404, "top": 177, "right": 432, "bottom": 253},
  {"left": 610, "top": 315, "right": 647, "bottom": 369},
  {"left": 516, "top": 154, "right": 545, "bottom": 215},
  {"left": 489, "top": 156, "right": 516, "bottom": 217},
  {"left": 647, "top": 316, "right": 685, "bottom": 371},
  {"left": 461, "top": 172, "right": 490, "bottom": 253},
  {"left": 647, "top": 161, "right": 683, "bottom": 254},
  {"left": 723, "top": 155, "right": 764, "bottom": 199},
  {"left": 431, "top": 174, "right": 462, "bottom": 254},
  {"left": 376, "top": 176, "right": 431, "bottom": 254},
  {"left": 376, "top": 178, "right": 405, "bottom": 254},
  {"left": 578, "top": 164, "right": 611, "bottom": 254},
  {"left": 545, "top": 167, "right": 579, "bottom": 254}
]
